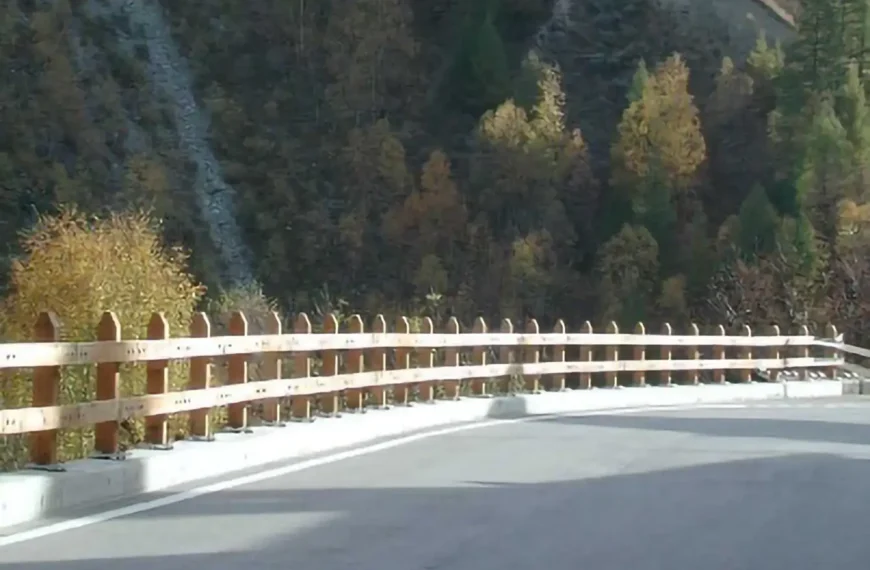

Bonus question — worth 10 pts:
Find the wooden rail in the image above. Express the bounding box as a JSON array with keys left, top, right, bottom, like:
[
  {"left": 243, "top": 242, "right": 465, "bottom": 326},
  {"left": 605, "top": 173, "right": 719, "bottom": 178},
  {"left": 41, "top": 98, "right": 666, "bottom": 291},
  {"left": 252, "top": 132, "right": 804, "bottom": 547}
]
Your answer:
[{"left": 0, "top": 311, "right": 844, "bottom": 468}]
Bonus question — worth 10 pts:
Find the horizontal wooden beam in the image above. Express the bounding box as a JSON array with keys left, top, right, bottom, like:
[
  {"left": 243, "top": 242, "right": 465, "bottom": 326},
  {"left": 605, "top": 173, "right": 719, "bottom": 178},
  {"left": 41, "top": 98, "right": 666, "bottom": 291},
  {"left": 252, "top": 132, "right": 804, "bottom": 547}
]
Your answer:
[
  {"left": 0, "top": 356, "right": 842, "bottom": 435},
  {"left": 0, "top": 333, "right": 825, "bottom": 369}
]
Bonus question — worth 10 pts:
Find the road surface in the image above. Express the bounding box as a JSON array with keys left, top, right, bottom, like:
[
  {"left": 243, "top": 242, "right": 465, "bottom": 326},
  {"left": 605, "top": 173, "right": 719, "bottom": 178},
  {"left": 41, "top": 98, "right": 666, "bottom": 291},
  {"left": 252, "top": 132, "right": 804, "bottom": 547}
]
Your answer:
[{"left": 2, "top": 398, "right": 870, "bottom": 569}]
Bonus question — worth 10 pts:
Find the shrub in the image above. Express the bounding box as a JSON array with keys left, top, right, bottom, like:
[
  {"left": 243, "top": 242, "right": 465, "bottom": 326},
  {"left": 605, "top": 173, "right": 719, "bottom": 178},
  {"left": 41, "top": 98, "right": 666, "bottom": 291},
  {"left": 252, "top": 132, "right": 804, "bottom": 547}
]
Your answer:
[
  {"left": 0, "top": 207, "right": 203, "bottom": 470},
  {"left": 205, "top": 283, "right": 282, "bottom": 423}
]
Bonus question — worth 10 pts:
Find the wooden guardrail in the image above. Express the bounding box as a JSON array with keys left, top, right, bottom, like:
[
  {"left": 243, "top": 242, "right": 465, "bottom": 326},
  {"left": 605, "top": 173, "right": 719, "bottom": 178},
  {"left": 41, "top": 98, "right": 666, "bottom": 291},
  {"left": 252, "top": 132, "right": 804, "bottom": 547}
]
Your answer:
[{"left": 0, "top": 310, "right": 844, "bottom": 468}]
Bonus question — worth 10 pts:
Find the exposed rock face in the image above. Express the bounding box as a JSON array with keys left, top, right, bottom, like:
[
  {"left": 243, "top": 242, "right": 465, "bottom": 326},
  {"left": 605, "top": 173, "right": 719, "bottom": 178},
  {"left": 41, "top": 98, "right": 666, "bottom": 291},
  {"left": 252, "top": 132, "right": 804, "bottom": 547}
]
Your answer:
[
  {"left": 81, "top": 0, "right": 254, "bottom": 286},
  {"left": 534, "top": 0, "right": 573, "bottom": 49}
]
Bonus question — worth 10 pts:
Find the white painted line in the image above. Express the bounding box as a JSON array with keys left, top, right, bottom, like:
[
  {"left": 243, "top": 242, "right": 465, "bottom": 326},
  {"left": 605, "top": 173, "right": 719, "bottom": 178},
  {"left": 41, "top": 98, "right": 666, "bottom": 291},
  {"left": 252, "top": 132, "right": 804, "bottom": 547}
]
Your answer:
[{"left": 0, "top": 402, "right": 744, "bottom": 547}]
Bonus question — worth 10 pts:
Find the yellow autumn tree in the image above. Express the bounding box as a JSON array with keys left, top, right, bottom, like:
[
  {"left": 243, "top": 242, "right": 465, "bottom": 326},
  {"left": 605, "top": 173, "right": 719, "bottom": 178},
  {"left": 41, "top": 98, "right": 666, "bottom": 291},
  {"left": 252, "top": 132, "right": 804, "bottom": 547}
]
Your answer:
[
  {"left": 611, "top": 53, "right": 707, "bottom": 198},
  {"left": 0, "top": 207, "right": 203, "bottom": 469},
  {"left": 383, "top": 149, "right": 468, "bottom": 295},
  {"left": 473, "top": 54, "right": 590, "bottom": 247}
]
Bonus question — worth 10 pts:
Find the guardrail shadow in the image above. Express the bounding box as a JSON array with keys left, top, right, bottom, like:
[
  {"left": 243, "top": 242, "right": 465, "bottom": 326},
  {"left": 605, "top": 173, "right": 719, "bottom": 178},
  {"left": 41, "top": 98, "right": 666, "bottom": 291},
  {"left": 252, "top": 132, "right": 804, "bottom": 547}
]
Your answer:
[{"left": 2, "top": 420, "right": 870, "bottom": 569}]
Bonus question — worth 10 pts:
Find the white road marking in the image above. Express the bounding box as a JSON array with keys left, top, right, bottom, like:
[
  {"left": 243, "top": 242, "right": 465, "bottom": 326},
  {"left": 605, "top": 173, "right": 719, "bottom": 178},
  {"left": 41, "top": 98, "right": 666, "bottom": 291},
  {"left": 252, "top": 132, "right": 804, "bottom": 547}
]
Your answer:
[{"left": 0, "top": 402, "right": 746, "bottom": 547}]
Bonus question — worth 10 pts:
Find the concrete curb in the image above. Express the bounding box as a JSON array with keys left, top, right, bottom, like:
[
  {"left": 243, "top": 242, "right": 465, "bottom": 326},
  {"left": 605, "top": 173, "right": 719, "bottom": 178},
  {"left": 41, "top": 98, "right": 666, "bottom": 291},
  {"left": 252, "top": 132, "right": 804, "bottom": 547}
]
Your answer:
[{"left": 0, "top": 380, "right": 845, "bottom": 529}]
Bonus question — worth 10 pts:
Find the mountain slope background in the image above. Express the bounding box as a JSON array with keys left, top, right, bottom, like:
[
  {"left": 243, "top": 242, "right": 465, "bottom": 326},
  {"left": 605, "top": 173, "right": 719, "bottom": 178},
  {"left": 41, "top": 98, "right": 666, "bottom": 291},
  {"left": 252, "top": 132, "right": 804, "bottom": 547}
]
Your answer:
[{"left": 8, "top": 0, "right": 870, "bottom": 344}]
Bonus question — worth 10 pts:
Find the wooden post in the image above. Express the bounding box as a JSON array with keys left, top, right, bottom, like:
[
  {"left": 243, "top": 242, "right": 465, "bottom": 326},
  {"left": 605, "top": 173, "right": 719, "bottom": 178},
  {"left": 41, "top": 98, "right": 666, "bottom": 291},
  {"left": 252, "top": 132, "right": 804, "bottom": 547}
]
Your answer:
[
  {"left": 687, "top": 323, "right": 700, "bottom": 385},
  {"left": 604, "top": 321, "right": 618, "bottom": 388},
  {"left": 739, "top": 325, "right": 752, "bottom": 383},
  {"left": 94, "top": 311, "right": 122, "bottom": 458},
  {"left": 824, "top": 323, "right": 839, "bottom": 380},
  {"left": 417, "top": 317, "right": 436, "bottom": 403},
  {"left": 188, "top": 312, "right": 214, "bottom": 439},
  {"left": 579, "top": 321, "right": 593, "bottom": 389},
  {"left": 225, "top": 311, "right": 252, "bottom": 431},
  {"left": 261, "top": 311, "right": 284, "bottom": 425},
  {"left": 290, "top": 313, "right": 314, "bottom": 421},
  {"left": 551, "top": 320, "right": 567, "bottom": 392},
  {"left": 145, "top": 312, "right": 173, "bottom": 447},
  {"left": 798, "top": 324, "right": 810, "bottom": 381},
  {"left": 768, "top": 325, "right": 781, "bottom": 382},
  {"left": 394, "top": 316, "right": 412, "bottom": 406},
  {"left": 525, "top": 319, "right": 541, "bottom": 393},
  {"left": 345, "top": 314, "right": 366, "bottom": 412},
  {"left": 29, "top": 311, "right": 62, "bottom": 469},
  {"left": 443, "top": 317, "right": 461, "bottom": 400},
  {"left": 499, "top": 318, "right": 514, "bottom": 394},
  {"left": 368, "top": 315, "right": 389, "bottom": 409},
  {"left": 633, "top": 322, "right": 646, "bottom": 387},
  {"left": 712, "top": 325, "right": 726, "bottom": 384},
  {"left": 320, "top": 313, "right": 340, "bottom": 417},
  {"left": 471, "top": 317, "right": 489, "bottom": 397},
  {"left": 660, "top": 323, "right": 672, "bottom": 387}
]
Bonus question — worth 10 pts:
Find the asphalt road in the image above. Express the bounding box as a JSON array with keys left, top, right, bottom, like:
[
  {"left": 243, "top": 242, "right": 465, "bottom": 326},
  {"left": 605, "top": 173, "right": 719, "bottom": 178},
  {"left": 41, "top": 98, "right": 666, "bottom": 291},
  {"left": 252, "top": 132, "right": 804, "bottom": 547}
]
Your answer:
[{"left": 2, "top": 398, "right": 870, "bottom": 570}]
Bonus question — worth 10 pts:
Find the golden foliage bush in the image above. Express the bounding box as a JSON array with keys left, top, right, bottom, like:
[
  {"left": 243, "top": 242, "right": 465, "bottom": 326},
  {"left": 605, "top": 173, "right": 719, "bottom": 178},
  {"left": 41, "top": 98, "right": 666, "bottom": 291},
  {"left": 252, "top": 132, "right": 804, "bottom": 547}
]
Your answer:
[{"left": 0, "top": 207, "right": 203, "bottom": 470}]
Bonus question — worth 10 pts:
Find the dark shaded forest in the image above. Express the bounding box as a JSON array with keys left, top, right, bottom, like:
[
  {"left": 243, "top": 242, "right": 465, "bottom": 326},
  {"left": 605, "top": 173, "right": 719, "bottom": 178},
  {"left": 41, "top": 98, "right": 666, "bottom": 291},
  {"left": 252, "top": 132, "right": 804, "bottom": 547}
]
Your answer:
[{"left": 1, "top": 0, "right": 869, "bottom": 343}]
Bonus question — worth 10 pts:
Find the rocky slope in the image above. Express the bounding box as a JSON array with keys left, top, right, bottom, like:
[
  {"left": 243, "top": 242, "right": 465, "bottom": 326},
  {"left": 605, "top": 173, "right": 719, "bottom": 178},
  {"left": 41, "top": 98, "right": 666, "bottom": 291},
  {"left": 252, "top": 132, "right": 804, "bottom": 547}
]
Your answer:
[{"left": 86, "top": 0, "right": 253, "bottom": 286}]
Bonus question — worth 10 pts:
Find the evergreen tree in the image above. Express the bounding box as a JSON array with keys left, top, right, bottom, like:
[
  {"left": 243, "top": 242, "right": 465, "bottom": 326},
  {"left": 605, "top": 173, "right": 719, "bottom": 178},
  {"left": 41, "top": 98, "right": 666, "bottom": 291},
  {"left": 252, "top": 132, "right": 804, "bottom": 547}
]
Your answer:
[
  {"left": 597, "top": 224, "right": 660, "bottom": 324},
  {"left": 449, "top": 10, "right": 510, "bottom": 114},
  {"left": 627, "top": 59, "right": 649, "bottom": 103},
  {"left": 611, "top": 54, "right": 706, "bottom": 201},
  {"left": 636, "top": 163, "right": 678, "bottom": 275},
  {"left": 796, "top": 97, "right": 852, "bottom": 245},
  {"left": 746, "top": 32, "right": 785, "bottom": 83},
  {"left": 779, "top": 213, "right": 820, "bottom": 273},
  {"left": 841, "top": 0, "right": 870, "bottom": 78},
  {"left": 789, "top": 0, "right": 843, "bottom": 93},
  {"left": 781, "top": 0, "right": 870, "bottom": 112},
  {"left": 837, "top": 62, "right": 870, "bottom": 200},
  {"left": 736, "top": 185, "right": 780, "bottom": 258}
]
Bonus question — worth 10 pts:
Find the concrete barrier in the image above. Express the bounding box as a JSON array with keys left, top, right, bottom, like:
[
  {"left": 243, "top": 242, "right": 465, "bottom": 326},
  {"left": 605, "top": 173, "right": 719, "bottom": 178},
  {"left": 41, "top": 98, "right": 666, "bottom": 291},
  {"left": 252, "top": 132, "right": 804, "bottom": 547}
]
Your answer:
[{"left": 0, "top": 380, "right": 846, "bottom": 530}]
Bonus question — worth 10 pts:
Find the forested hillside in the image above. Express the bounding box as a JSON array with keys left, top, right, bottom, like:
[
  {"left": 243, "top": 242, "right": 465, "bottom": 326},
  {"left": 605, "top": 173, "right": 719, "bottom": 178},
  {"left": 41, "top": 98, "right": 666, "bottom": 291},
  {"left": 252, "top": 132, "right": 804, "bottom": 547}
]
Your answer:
[{"left": 1, "top": 0, "right": 869, "bottom": 343}]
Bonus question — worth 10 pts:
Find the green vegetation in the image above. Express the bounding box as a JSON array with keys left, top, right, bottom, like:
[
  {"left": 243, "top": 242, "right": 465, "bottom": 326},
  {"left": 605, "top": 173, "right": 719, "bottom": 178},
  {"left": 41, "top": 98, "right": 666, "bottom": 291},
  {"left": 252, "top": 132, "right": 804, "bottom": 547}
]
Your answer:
[{"left": 0, "top": 208, "right": 203, "bottom": 468}]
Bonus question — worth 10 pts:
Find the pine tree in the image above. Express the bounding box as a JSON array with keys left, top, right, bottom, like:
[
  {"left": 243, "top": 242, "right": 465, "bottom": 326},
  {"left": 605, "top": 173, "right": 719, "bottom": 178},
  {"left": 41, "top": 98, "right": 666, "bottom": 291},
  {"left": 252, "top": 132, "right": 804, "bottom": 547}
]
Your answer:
[
  {"left": 449, "top": 10, "right": 510, "bottom": 114},
  {"left": 596, "top": 224, "right": 660, "bottom": 324},
  {"left": 746, "top": 32, "right": 785, "bottom": 83},
  {"left": 790, "top": 0, "right": 843, "bottom": 92},
  {"left": 627, "top": 59, "right": 649, "bottom": 103},
  {"left": 837, "top": 62, "right": 870, "bottom": 199},
  {"left": 782, "top": 0, "right": 870, "bottom": 110},
  {"left": 611, "top": 54, "right": 706, "bottom": 201},
  {"left": 841, "top": 0, "right": 870, "bottom": 78},
  {"left": 796, "top": 97, "right": 852, "bottom": 244},
  {"left": 736, "top": 185, "right": 780, "bottom": 258},
  {"left": 636, "top": 162, "right": 679, "bottom": 275}
]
